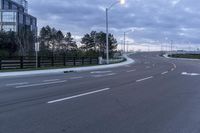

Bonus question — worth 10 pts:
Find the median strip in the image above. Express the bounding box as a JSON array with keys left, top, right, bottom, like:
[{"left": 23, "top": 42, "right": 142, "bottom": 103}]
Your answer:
[{"left": 47, "top": 88, "right": 111, "bottom": 104}]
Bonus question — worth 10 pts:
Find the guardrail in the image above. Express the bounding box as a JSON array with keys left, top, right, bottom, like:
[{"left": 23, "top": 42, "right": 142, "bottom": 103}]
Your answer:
[{"left": 0, "top": 56, "right": 99, "bottom": 70}]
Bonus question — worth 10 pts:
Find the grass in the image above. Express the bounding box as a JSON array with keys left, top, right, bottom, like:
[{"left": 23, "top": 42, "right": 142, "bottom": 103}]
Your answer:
[{"left": 169, "top": 54, "right": 200, "bottom": 59}]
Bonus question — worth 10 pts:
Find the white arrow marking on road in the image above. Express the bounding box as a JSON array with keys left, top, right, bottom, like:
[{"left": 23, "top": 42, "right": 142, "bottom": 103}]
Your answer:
[
  {"left": 47, "top": 88, "right": 111, "bottom": 104},
  {"left": 181, "top": 72, "right": 200, "bottom": 76}
]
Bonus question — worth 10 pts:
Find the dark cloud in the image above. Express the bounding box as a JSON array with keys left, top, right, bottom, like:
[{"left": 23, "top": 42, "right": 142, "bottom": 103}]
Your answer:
[{"left": 28, "top": 0, "right": 200, "bottom": 45}]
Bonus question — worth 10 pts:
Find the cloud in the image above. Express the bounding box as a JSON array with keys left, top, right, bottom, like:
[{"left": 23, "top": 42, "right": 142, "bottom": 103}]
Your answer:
[{"left": 28, "top": 0, "right": 200, "bottom": 46}]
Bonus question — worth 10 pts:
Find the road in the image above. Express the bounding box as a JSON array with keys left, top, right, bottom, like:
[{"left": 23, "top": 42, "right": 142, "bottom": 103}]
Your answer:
[{"left": 0, "top": 52, "right": 200, "bottom": 133}]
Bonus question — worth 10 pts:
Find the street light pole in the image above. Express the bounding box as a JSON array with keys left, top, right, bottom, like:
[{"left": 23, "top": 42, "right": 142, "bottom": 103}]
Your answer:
[
  {"left": 124, "top": 32, "right": 126, "bottom": 53},
  {"left": 106, "top": 8, "right": 109, "bottom": 64},
  {"left": 105, "top": 0, "right": 125, "bottom": 64},
  {"left": 123, "top": 29, "right": 133, "bottom": 53}
]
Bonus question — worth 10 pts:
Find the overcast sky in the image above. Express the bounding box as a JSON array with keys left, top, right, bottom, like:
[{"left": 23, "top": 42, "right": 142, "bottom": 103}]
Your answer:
[{"left": 28, "top": 0, "right": 200, "bottom": 50}]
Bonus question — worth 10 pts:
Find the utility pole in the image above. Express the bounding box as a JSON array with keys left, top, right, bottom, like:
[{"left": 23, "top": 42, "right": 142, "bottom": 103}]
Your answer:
[
  {"left": 124, "top": 32, "right": 126, "bottom": 53},
  {"left": 170, "top": 40, "right": 173, "bottom": 54}
]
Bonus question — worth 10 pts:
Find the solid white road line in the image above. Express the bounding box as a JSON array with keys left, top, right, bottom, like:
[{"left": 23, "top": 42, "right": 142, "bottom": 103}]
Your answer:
[
  {"left": 126, "top": 69, "right": 136, "bottom": 73},
  {"left": 15, "top": 80, "right": 67, "bottom": 88},
  {"left": 136, "top": 76, "right": 153, "bottom": 82},
  {"left": 162, "top": 71, "right": 168, "bottom": 75},
  {"left": 70, "top": 77, "right": 83, "bottom": 80},
  {"left": 43, "top": 79, "right": 60, "bottom": 82},
  {"left": 47, "top": 88, "right": 111, "bottom": 104},
  {"left": 6, "top": 82, "right": 28, "bottom": 86}
]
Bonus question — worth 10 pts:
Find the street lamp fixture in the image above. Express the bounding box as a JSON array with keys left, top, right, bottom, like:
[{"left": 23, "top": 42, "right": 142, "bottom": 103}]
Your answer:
[
  {"left": 120, "top": 0, "right": 126, "bottom": 5},
  {"left": 105, "top": 0, "right": 125, "bottom": 64}
]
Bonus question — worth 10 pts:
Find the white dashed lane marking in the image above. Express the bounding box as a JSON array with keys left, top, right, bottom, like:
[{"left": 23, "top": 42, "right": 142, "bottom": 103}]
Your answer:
[
  {"left": 43, "top": 79, "right": 60, "bottom": 82},
  {"left": 47, "top": 88, "right": 111, "bottom": 104},
  {"left": 161, "top": 71, "right": 168, "bottom": 75},
  {"left": 126, "top": 69, "right": 136, "bottom": 73},
  {"left": 136, "top": 76, "right": 153, "bottom": 82},
  {"left": 6, "top": 82, "right": 28, "bottom": 86},
  {"left": 15, "top": 80, "right": 67, "bottom": 88}
]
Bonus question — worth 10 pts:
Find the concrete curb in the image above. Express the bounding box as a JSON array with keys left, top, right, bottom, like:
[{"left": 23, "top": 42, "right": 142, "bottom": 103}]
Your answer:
[{"left": 0, "top": 54, "right": 135, "bottom": 77}]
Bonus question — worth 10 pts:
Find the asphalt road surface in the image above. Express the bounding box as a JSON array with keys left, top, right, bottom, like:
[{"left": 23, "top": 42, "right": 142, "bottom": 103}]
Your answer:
[{"left": 0, "top": 52, "right": 200, "bottom": 133}]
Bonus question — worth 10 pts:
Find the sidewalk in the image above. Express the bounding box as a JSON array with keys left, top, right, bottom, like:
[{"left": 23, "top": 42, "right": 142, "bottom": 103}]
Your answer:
[{"left": 0, "top": 54, "right": 135, "bottom": 77}]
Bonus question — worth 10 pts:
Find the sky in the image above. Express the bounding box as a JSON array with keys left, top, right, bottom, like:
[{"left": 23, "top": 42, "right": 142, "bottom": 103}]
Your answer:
[{"left": 28, "top": 0, "right": 200, "bottom": 51}]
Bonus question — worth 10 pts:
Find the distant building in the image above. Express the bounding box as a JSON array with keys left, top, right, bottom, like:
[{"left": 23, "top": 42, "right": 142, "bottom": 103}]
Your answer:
[
  {"left": 0, "top": 0, "right": 37, "bottom": 55},
  {"left": 0, "top": 0, "right": 37, "bottom": 33}
]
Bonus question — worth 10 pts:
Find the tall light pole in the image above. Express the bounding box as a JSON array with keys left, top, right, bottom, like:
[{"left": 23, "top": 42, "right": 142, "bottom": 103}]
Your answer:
[
  {"left": 123, "top": 29, "right": 133, "bottom": 53},
  {"left": 170, "top": 40, "right": 173, "bottom": 54},
  {"left": 106, "top": 0, "right": 125, "bottom": 64}
]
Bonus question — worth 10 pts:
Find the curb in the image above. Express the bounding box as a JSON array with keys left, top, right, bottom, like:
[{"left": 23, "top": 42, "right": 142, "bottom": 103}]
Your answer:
[{"left": 0, "top": 54, "right": 135, "bottom": 77}]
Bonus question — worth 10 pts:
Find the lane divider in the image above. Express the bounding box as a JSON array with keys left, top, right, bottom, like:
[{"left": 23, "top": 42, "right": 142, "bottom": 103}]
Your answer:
[
  {"left": 6, "top": 82, "right": 28, "bottom": 86},
  {"left": 70, "top": 77, "right": 83, "bottom": 80},
  {"left": 126, "top": 69, "right": 136, "bottom": 73},
  {"left": 15, "top": 80, "right": 67, "bottom": 88},
  {"left": 136, "top": 76, "right": 153, "bottom": 82},
  {"left": 161, "top": 71, "right": 168, "bottom": 75},
  {"left": 43, "top": 79, "right": 60, "bottom": 82},
  {"left": 47, "top": 88, "right": 111, "bottom": 104},
  {"left": 92, "top": 73, "right": 116, "bottom": 78}
]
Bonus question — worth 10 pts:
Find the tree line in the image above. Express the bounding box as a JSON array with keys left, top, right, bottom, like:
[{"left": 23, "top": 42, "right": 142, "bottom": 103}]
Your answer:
[
  {"left": 0, "top": 27, "right": 36, "bottom": 56},
  {"left": 0, "top": 25, "right": 118, "bottom": 57}
]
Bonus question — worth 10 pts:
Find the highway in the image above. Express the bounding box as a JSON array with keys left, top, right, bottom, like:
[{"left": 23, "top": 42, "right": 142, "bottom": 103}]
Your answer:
[{"left": 0, "top": 52, "right": 200, "bottom": 133}]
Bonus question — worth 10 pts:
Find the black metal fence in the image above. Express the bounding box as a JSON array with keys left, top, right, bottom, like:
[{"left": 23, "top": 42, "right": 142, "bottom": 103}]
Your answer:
[{"left": 0, "top": 56, "right": 99, "bottom": 70}]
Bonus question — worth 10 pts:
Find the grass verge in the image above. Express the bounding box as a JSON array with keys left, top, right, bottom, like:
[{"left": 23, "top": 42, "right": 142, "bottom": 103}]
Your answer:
[{"left": 169, "top": 54, "right": 200, "bottom": 59}]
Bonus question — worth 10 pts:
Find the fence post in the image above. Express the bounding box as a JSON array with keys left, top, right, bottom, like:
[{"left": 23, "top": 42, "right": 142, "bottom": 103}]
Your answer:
[
  {"left": 73, "top": 57, "right": 76, "bottom": 66},
  {"left": 0, "top": 57, "right": 2, "bottom": 70},
  {"left": 81, "top": 57, "right": 84, "bottom": 65},
  {"left": 51, "top": 56, "right": 54, "bottom": 66},
  {"left": 90, "top": 57, "right": 92, "bottom": 64},
  {"left": 38, "top": 56, "right": 41, "bottom": 68},
  {"left": 97, "top": 57, "right": 99, "bottom": 65},
  {"left": 20, "top": 56, "right": 24, "bottom": 69},
  {"left": 63, "top": 56, "right": 66, "bottom": 66}
]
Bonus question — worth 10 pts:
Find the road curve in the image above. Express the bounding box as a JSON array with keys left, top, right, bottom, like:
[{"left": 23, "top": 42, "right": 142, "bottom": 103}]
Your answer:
[{"left": 0, "top": 52, "right": 200, "bottom": 133}]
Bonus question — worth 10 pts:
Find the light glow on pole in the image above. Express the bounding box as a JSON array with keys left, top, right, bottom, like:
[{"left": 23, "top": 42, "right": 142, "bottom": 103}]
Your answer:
[{"left": 120, "top": 0, "right": 125, "bottom": 5}]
